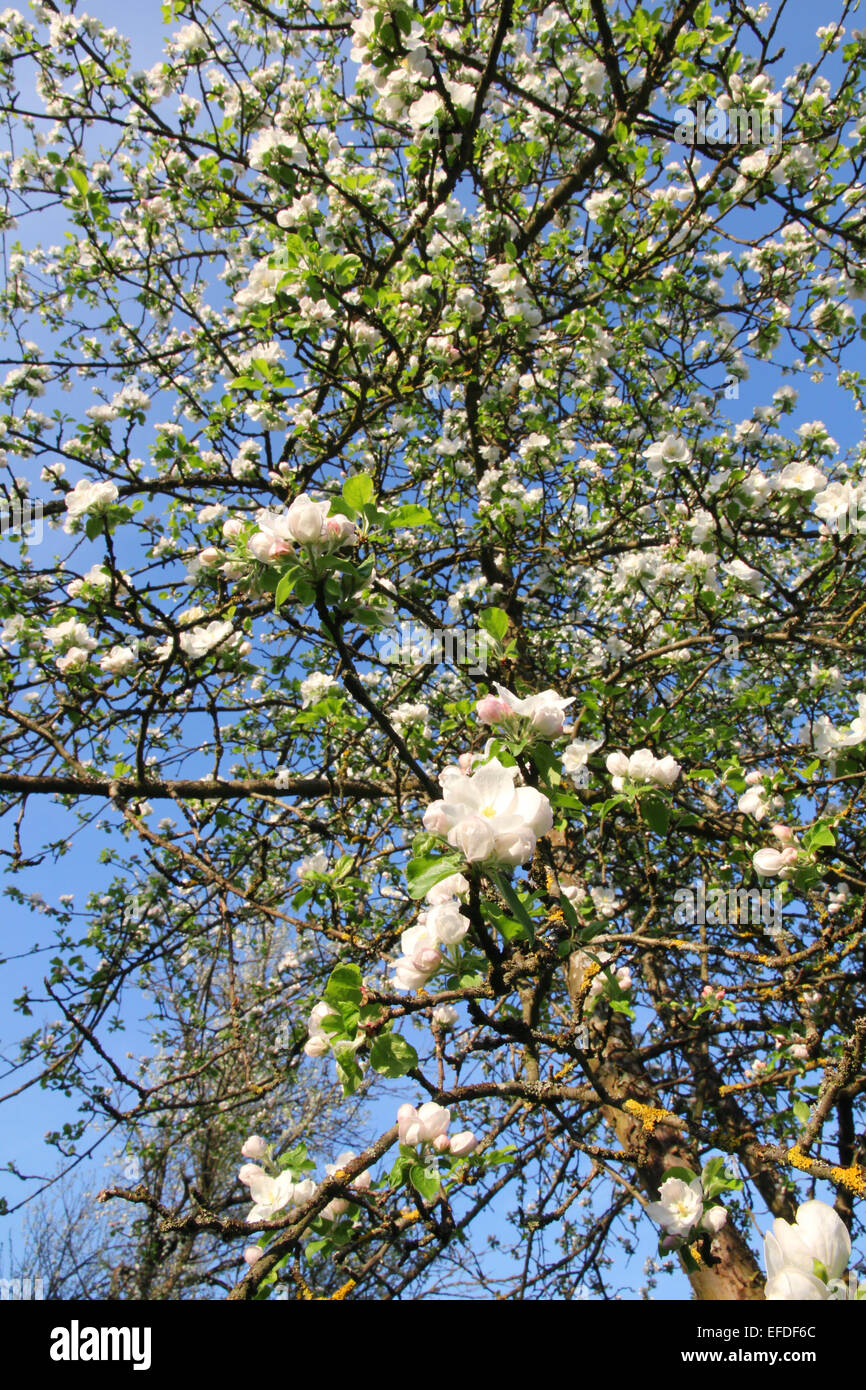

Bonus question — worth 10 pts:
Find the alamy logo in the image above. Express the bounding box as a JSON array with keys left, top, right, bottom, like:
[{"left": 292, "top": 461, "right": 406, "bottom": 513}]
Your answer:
[
  {"left": 0, "top": 497, "right": 43, "bottom": 546},
  {"left": 674, "top": 100, "right": 782, "bottom": 151},
  {"left": 674, "top": 882, "right": 785, "bottom": 932},
  {"left": 49, "top": 1320, "right": 152, "bottom": 1372},
  {"left": 378, "top": 621, "right": 489, "bottom": 675},
  {"left": 0, "top": 1276, "right": 44, "bottom": 1299}
]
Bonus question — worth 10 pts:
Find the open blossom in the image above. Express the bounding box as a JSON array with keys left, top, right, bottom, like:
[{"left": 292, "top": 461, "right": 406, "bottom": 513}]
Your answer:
[
  {"left": 56, "top": 647, "right": 90, "bottom": 673},
  {"left": 397, "top": 1101, "right": 450, "bottom": 1146},
  {"left": 425, "top": 872, "right": 469, "bottom": 905},
  {"left": 738, "top": 785, "right": 775, "bottom": 821},
  {"left": 300, "top": 671, "right": 339, "bottom": 706},
  {"left": 247, "top": 496, "right": 355, "bottom": 564},
  {"left": 100, "top": 645, "right": 137, "bottom": 675},
  {"left": 476, "top": 683, "right": 575, "bottom": 738},
  {"left": 432, "top": 1003, "right": 458, "bottom": 1028},
  {"left": 776, "top": 460, "right": 828, "bottom": 493},
  {"left": 391, "top": 901, "right": 469, "bottom": 991},
  {"left": 44, "top": 618, "right": 96, "bottom": 652},
  {"left": 238, "top": 1165, "right": 297, "bottom": 1222},
  {"left": 321, "top": 1150, "right": 372, "bottom": 1218},
  {"left": 64, "top": 477, "right": 119, "bottom": 520},
  {"left": 605, "top": 748, "right": 681, "bottom": 790},
  {"left": 304, "top": 1000, "right": 337, "bottom": 1057},
  {"left": 296, "top": 851, "right": 328, "bottom": 878},
  {"left": 764, "top": 1200, "right": 852, "bottom": 1300},
  {"left": 645, "top": 1176, "right": 704, "bottom": 1237},
  {"left": 179, "top": 620, "right": 246, "bottom": 660},
  {"left": 562, "top": 737, "right": 604, "bottom": 773},
  {"left": 422, "top": 757, "right": 552, "bottom": 867},
  {"left": 642, "top": 433, "right": 690, "bottom": 476},
  {"left": 234, "top": 257, "right": 283, "bottom": 310}
]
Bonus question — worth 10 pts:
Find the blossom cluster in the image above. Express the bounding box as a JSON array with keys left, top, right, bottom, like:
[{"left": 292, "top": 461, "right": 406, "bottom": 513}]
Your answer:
[
  {"left": 476, "top": 682, "right": 574, "bottom": 739},
  {"left": 201, "top": 492, "right": 357, "bottom": 575},
  {"left": 238, "top": 1134, "right": 371, "bottom": 1237},
  {"left": 397, "top": 1101, "right": 477, "bottom": 1156},
  {"left": 646, "top": 1175, "right": 728, "bottom": 1241},
  {"left": 391, "top": 898, "right": 470, "bottom": 991},
  {"left": 606, "top": 748, "right": 681, "bottom": 790},
  {"left": 423, "top": 756, "right": 553, "bottom": 867}
]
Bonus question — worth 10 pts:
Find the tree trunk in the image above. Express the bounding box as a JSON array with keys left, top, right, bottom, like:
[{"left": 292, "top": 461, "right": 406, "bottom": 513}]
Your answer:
[{"left": 564, "top": 950, "right": 765, "bottom": 1299}]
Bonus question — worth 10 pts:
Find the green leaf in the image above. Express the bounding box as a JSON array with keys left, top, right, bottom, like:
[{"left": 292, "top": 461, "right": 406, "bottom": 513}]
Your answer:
[
  {"left": 409, "top": 1165, "right": 441, "bottom": 1200},
  {"left": 68, "top": 167, "right": 89, "bottom": 196},
  {"left": 479, "top": 606, "right": 509, "bottom": 643},
  {"left": 661, "top": 1165, "right": 698, "bottom": 1186},
  {"left": 806, "top": 823, "right": 835, "bottom": 850},
  {"left": 641, "top": 796, "right": 670, "bottom": 835},
  {"left": 274, "top": 572, "right": 295, "bottom": 611},
  {"left": 389, "top": 1152, "right": 413, "bottom": 1186},
  {"left": 333, "top": 1043, "right": 364, "bottom": 1095},
  {"left": 793, "top": 1099, "right": 810, "bottom": 1125},
  {"left": 370, "top": 1032, "right": 419, "bottom": 1078},
  {"left": 486, "top": 868, "right": 535, "bottom": 942},
  {"left": 323, "top": 963, "right": 363, "bottom": 1008},
  {"left": 406, "top": 853, "right": 465, "bottom": 900},
  {"left": 386, "top": 503, "right": 433, "bottom": 528},
  {"left": 342, "top": 473, "right": 375, "bottom": 510},
  {"left": 528, "top": 740, "right": 562, "bottom": 785}
]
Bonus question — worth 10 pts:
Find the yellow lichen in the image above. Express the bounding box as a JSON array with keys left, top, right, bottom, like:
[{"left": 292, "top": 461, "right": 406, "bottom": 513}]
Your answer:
[
  {"left": 829, "top": 1164, "right": 866, "bottom": 1196},
  {"left": 318, "top": 1278, "right": 356, "bottom": 1302},
  {"left": 788, "top": 1146, "right": 816, "bottom": 1173},
  {"left": 623, "top": 1098, "right": 684, "bottom": 1132}
]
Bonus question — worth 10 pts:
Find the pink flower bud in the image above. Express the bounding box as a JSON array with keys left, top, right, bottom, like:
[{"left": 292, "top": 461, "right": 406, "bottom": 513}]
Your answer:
[
  {"left": 324, "top": 513, "right": 356, "bottom": 546},
  {"left": 529, "top": 705, "right": 566, "bottom": 737},
  {"left": 476, "top": 695, "right": 512, "bottom": 725},
  {"left": 241, "top": 1135, "right": 267, "bottom": 1160},
  {"left": 222, "top": 518, "right": 244, "bottom": 539},
  {"left": 449, "top": 1131, "right": 478, "bottom": 1157},
  {"left": 771, "top": 824, "right": 795, "bottom": 843},
  {"left": 702, "top": 1206, "right": 727, "bottom": 1234},
  {"left": 243, "top": 1246, "right": 263, "bottom": 1266},
  {"left": 198, "top": 546, "right": 223, "bottom": 567},
  {"left": 433, "top": 1133, "right": 451, "bottom": 1153},
  {"left": 397, "top": 1103, "right": 419, "bottom": 1145},
  {"left": 753, "top": 847, "right": 787, "bottom": 876}
]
